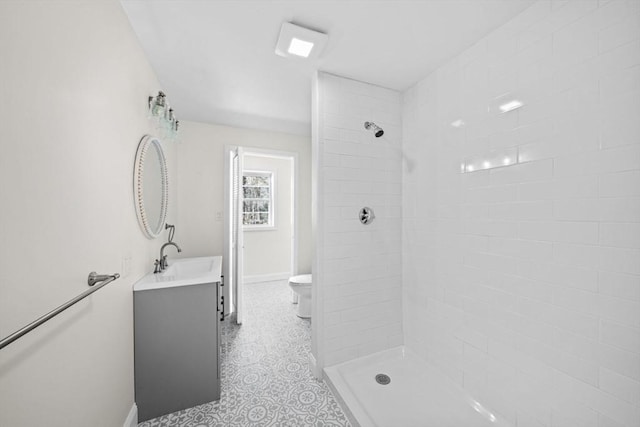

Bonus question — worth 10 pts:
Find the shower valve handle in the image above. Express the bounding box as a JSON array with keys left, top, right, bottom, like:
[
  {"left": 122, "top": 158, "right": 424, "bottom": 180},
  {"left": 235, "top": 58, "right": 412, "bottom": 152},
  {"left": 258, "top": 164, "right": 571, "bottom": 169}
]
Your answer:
[{"left": 359, "top": 207, "right": 374, "bottom": 225}]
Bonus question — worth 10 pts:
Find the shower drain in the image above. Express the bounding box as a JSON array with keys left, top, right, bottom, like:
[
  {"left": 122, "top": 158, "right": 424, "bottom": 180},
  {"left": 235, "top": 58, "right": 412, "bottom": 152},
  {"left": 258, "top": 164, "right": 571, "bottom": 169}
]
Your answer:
[{"left": 375, "top": 374, "right": 391, "bottom": 385}]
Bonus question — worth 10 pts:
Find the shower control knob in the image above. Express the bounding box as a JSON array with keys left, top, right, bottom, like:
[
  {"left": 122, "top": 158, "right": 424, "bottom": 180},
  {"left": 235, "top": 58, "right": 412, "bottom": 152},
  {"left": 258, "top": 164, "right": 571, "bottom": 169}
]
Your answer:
[{"left": 359, "top": 207, "right": 374, "bottom": 225}]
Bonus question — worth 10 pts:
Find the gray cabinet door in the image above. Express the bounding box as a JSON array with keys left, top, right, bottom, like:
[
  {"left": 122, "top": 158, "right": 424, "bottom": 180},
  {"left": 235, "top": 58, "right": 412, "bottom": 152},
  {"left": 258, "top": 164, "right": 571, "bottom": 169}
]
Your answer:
[{"left": 134, "top": 282, "right": 219, "bottom": 422}]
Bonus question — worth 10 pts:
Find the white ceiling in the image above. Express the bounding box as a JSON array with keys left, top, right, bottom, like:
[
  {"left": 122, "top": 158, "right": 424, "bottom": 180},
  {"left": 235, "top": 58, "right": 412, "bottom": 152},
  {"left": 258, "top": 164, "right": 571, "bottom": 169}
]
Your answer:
[{"left": 121, "top": 0, "right": 535, "bottom": 136}]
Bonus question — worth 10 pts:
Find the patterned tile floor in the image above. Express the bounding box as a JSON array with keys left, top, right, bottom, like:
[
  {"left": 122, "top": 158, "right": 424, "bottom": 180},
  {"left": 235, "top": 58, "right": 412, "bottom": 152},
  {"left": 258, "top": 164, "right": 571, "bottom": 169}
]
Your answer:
[{"left": 139, "top": 280, "right": 351, "bottom": 427}]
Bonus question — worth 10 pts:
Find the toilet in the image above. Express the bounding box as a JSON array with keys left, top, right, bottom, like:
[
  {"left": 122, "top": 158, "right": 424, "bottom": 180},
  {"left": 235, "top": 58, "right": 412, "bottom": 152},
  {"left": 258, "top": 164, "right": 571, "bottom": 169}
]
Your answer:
[{"left": 288, "top": 274, "right": 312, "bottom": 319}]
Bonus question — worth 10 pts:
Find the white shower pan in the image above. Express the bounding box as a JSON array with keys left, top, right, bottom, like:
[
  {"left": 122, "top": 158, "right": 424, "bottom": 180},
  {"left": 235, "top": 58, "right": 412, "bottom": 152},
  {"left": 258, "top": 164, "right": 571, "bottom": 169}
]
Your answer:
[{"left": 324, "top": 346, "right": 513, "bottom": 427}]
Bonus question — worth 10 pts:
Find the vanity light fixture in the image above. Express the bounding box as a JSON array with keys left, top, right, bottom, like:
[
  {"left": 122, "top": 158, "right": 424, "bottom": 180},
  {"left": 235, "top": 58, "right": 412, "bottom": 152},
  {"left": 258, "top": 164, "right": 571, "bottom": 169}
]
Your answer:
[
  {"left": 275, "top": 22, "right": 328, "bottom": 60},
  {"left": 148, "top": 91, "right": 180, "bottom": 142},
  {"left": 498, "top": 99, "right": 524, "bottom": 113}
]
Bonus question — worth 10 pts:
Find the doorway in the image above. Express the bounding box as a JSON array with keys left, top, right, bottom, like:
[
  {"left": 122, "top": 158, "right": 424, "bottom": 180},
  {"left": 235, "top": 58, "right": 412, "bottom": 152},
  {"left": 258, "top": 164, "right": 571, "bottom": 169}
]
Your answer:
[{"left": 224, "top": 146, "right": 298, "bottom": 324}]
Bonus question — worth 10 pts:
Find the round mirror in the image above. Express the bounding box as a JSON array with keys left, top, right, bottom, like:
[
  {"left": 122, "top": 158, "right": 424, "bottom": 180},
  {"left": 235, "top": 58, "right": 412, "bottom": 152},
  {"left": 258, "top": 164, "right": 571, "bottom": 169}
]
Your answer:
[{"left": 134, "top": 135, "right": 168, "bottom": 239}]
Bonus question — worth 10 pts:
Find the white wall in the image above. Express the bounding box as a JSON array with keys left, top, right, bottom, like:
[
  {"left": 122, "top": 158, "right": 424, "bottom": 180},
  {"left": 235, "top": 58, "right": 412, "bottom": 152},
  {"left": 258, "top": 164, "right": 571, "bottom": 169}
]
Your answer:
[
  {"left": 314, "top": 73, "right": 403, "bottom": 368},
  {"left": 402, "top": 1, "right": 640, "bottom": 426},
  {"left": 243, "top": 154, "right": 293, "bottom": 280},
  {"left": 0, "top": 1, "right": 173, "bottom": 426},
  {"left": 175, "top": 120, "right": 311, "bottom": 274}
]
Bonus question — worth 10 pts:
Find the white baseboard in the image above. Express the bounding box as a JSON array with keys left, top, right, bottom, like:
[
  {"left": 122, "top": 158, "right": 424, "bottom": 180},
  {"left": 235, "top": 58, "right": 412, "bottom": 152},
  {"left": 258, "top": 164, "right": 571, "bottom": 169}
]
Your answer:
[
  {"left": 309, "top": 352, "right": 322, "bottom": 380},
  {"left": 244, "top": 272, "right": 291, "bottom": 284},
  {"left": 124, "top": 403, "right": 137, "bottom": 427}
]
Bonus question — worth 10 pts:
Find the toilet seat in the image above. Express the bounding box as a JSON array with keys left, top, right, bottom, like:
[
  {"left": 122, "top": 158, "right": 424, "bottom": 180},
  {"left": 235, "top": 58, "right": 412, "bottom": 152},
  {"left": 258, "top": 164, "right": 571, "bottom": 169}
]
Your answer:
[{"left": 289, "top": 274, "right": 312, "bottom": 286}]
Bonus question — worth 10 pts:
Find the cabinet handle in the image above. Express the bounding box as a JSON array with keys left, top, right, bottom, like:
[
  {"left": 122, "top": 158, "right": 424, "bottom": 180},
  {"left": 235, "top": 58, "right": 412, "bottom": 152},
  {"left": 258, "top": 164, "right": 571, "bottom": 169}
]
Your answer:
[{"left": 218, "top": 277, "right": 224, "bottom": 321}]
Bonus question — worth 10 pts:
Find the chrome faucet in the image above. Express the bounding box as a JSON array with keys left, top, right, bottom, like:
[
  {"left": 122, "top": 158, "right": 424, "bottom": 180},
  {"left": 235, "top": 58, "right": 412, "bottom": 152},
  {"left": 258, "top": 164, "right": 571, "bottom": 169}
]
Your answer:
[
  {"left": 155, "top": 224, "right": 182, "bottom": 272},
  {"left": 159, "top": 241, "right": 181, "bottom": 271}
]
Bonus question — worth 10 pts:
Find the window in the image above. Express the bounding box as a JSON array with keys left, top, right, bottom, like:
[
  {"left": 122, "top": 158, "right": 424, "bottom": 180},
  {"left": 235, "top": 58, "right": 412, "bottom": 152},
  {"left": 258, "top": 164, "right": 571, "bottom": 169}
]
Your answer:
[{"left": 242, "top": 171, "right": 274, "bottom": 228}]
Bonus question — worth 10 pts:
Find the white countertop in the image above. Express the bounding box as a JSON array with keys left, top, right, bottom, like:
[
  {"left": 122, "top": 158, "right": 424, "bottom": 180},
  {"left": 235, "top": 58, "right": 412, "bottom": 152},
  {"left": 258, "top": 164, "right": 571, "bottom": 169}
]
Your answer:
[{"left": 133, "top": 256, "right": 222, "bottom": 292}]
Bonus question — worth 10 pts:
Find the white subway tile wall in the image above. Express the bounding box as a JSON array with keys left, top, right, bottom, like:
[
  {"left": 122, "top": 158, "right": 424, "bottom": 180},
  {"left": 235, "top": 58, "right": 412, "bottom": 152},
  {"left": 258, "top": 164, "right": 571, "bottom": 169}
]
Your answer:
[
  {"left": 316, "top": 73, "right": 404, "bottom": 367},
  {"left": 402, "top": 1, "right": 640, "bottom": 426}
]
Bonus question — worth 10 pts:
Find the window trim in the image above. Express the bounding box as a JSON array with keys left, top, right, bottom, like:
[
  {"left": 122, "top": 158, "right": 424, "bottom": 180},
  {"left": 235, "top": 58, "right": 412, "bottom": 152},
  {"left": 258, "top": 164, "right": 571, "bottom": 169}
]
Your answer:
[{"left": 242, "top": 170, "right": 276, "bottom": 230}]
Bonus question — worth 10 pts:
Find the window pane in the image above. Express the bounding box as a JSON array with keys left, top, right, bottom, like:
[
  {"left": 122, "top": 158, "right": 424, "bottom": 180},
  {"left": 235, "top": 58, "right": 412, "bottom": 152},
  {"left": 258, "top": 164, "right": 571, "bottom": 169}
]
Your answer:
[
  {"left": 243, "top": 200, "right": 255, "bottom": 212},
  {"left": 243, "top": 200, "right": 269, "bottom": 212},
  {"left": 243, "top": 213, "right": 258, "bottom": 225},
  {"left": 243, "top": 175, "right": 270, "bottom": 186},
  {"left": 258, "top": 187, "right": 270, "bottom": 198},
  {"left": 257, "top": 201, "right": 269, "bottom": 212},
  {"left": 243, "top": 187, "right": 261, "bottom": 198},
  {"left": 259, "top": 213, "right": 269, "bottom": 224},
  {"left": 253, "top": 176, "right": 270, "bottom": 186}
]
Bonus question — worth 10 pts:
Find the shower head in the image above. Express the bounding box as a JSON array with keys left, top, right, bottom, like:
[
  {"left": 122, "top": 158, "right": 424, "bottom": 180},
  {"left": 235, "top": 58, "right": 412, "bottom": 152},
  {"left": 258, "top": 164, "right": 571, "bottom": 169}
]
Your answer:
[{"left": 364, "top": 121, "right": 384, "bottom": 138}]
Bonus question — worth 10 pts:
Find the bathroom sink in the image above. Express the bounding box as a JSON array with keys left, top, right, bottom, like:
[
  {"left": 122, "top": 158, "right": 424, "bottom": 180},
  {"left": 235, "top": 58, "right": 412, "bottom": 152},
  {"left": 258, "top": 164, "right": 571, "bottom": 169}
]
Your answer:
[
  {"left": 133, "top": 256, "right": 222, "bottom": 291},
  {"left": 133, "top": 255, "right": 223, "bottom": 420}
]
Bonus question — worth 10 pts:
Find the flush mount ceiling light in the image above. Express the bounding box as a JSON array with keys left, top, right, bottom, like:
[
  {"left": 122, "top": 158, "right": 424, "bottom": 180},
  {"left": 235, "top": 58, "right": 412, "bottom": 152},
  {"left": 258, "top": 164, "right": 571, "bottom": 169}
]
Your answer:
[
  {"left": 275, "top": 22, "right": 328, "bottom": 59},
  {"left": 288, "top": 38, "right": 314, "bottom": 57}
]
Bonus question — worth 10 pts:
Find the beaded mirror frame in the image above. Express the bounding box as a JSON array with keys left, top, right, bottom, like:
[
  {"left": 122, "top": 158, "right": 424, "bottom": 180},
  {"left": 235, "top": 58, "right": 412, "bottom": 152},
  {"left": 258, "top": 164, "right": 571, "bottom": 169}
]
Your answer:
[{"left": 134, "top": 135, "right": 168, "bottom": 239}]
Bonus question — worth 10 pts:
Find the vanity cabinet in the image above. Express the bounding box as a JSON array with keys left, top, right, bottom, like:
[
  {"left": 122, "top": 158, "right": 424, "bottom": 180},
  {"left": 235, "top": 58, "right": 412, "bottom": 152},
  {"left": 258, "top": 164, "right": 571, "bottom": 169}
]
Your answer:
[{"left": 133, "top": 256, "right": 222, "bottom": 422}]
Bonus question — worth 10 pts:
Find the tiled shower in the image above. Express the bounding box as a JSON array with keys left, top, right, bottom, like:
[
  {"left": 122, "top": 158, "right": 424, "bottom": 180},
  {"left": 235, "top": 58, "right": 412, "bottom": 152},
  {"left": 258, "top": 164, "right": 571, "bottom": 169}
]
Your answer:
[
  {"left": 315, "top": 1, "right": 640, "bottom": 426},
  {"left": 314, "top": 73, "right": 404, "bottom": 368}
]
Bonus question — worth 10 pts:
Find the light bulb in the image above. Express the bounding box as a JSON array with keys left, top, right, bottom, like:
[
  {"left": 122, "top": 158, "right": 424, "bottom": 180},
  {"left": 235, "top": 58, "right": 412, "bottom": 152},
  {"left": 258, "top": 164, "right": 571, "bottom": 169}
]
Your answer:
[{"left": 151, "top": 92, "right": 166, "bottom": 117}]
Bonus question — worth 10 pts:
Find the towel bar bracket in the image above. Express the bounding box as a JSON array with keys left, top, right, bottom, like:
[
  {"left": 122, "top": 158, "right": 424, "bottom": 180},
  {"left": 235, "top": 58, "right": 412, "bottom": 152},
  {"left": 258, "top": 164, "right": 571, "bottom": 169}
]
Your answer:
[{"left": 88, "top": 272, "right": 120, "bottom": 286}]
